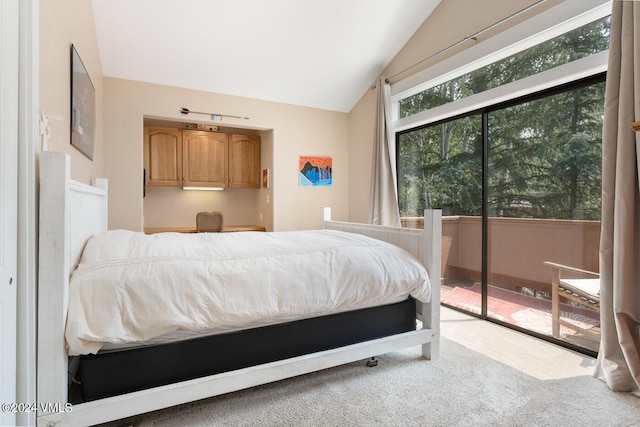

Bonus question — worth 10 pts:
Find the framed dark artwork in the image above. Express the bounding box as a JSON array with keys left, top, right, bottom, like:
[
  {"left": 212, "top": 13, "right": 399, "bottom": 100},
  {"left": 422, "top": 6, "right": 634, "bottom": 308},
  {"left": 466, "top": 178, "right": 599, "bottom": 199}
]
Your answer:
[{"left": 70, "top": 44, "right": 96, "bottom": 160}]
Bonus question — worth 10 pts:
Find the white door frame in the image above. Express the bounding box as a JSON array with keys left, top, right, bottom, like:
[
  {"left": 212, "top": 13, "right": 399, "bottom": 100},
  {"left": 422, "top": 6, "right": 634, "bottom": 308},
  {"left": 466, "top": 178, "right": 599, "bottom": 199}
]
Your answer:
[
  {"left": 0, "top": 2, "right": 20, "bottom": 425},
  {"left": 16, "top": 1, "right": 39, "bottom": 426}
]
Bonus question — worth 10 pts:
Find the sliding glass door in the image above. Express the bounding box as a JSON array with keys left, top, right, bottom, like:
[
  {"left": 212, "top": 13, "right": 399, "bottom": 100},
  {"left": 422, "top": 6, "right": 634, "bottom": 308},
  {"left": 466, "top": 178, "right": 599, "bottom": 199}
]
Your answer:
[
  {"left": 397, "top": 114, "right": 482, "bottom": 217},
  {"left": 398, "top": 114, "right": 484, "bottom": 314},
  {"left": 486, "top": 81, "right": 604, "bottom": 353},
  {"left": 397, "top": 77, "right": 605, "bottom": 355}
]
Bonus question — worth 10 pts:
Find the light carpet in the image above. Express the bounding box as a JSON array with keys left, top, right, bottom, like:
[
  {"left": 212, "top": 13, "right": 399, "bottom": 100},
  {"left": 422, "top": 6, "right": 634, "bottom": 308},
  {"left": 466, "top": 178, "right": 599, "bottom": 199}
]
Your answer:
[{"left": 99, "top": 308, "right": 640, "bottom": 427}]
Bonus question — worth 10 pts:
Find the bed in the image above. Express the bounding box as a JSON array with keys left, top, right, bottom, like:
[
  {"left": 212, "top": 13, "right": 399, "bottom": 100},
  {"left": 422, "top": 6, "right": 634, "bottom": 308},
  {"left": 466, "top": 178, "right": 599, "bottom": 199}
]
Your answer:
[{"left": 36, "top": 151, "right": 442, "bottom": 427}]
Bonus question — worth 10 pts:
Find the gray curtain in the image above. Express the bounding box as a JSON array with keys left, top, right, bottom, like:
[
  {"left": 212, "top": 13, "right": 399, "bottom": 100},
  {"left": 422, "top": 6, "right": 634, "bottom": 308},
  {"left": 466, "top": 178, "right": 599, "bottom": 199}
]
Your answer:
[
  {"left": 369, "top": 78, "right": 401, "bottom": 226},
  {"left": 594, "top": 0, "right": 640, "bottom": 397}
]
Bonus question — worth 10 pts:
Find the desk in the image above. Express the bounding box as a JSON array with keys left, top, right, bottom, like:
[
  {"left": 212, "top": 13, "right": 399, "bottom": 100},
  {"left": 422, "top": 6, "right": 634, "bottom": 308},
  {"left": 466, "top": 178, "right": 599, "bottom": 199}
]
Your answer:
[
  {"left": 144, "top": 225, "right": 266, "bottom": 234},
  {"left": 223, "top": 225, "right": 267, "bottom": 232}
]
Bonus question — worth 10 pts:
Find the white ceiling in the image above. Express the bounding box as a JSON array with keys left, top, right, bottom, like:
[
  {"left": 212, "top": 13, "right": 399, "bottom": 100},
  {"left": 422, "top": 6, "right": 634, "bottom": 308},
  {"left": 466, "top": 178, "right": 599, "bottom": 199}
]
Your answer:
[{"left": 91, "top": 0, "right": 440, "bottom": 113}]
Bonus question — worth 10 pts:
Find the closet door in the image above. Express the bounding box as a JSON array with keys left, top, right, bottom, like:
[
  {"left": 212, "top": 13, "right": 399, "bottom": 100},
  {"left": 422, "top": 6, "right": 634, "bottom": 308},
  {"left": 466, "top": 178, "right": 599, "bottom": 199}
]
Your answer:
[{"left": 0, "top": 1, "right": 19, "bottom": 426}]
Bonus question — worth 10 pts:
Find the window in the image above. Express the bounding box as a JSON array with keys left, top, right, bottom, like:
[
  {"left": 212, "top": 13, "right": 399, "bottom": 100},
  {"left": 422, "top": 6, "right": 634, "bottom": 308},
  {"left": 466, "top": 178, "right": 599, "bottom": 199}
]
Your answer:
[
  {"left": 487, "top": 82, "right": 604, "bottom": 221},
  {"left": 399, "top": 16, "right": 610, "bottom": 118},
  {"left": 398, "top": 114, "right": 482, "bottom": 217}
]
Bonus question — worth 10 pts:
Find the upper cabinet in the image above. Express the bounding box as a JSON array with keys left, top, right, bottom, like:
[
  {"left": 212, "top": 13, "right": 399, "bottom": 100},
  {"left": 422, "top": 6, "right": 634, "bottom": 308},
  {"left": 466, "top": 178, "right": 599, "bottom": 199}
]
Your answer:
[
  {"left": 182, "top": 130, "right": 228, "bottom": 188},
  {"left": 143, "top": 126, "right": 261, "bottom": 189},
  {"left": 229, "top": 134, "right": 261, "bottom": 188},
  {"left": 143, "top": 127, "right": 182, "bottom": 186}
]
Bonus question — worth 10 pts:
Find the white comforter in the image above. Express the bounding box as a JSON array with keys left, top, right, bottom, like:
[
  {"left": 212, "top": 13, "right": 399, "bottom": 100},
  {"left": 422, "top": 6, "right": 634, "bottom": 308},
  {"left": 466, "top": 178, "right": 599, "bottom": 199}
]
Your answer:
[{"left": 66, "top": 229, "right": 431, "bottom": 355}]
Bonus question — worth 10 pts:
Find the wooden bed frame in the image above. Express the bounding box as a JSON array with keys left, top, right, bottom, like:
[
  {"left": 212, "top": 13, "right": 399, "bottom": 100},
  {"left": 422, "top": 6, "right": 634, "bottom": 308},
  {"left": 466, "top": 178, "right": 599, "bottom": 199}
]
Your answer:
[{"left": 36, "top": 151, "right": 442, "bottom": 427}]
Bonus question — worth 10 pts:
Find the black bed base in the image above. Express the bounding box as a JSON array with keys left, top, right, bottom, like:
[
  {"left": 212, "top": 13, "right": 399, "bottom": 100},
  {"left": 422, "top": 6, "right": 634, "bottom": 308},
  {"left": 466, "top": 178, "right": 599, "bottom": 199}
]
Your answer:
[{"left": 77, "top": 298, "right": 417, "bottom": 401}]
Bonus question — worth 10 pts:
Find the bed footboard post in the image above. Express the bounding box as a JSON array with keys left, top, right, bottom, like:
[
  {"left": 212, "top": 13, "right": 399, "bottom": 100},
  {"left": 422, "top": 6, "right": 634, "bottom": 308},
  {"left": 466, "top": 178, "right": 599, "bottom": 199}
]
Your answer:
[
  {"left": 38, "top": 152, "right": 71, "bottom": 413},
  {"left": 421, "top": 209, "right": 441, "bottom": 360}
]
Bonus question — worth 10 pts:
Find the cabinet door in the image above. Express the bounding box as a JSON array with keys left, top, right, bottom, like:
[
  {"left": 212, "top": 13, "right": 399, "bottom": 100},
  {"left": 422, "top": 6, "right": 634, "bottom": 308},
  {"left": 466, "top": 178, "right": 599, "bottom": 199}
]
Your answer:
[
  {"left": 182, "top": 130, "right": 228, "bottom": 188},
  {"left": 229, "top": 134, "right": 261, "bottom": 188},
  {"left": 144, "top": 127, "right": 182, "bottom": 186}
]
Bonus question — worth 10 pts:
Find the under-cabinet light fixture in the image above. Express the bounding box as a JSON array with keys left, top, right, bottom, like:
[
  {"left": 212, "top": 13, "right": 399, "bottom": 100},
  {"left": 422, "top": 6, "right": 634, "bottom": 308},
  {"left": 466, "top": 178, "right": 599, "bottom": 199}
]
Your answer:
[
  {"left": 183, "top": 187, "right": 225, "bottom": 191},
  {"left": 180, "top": 107, "right": 249, "bottom": 121}
]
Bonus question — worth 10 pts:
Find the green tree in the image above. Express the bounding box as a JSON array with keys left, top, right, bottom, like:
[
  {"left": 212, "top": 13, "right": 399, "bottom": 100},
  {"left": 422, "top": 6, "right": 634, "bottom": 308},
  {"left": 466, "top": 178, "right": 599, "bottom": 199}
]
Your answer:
[{"left": 397, "top": 16, "right": 608, "bottom": 220}]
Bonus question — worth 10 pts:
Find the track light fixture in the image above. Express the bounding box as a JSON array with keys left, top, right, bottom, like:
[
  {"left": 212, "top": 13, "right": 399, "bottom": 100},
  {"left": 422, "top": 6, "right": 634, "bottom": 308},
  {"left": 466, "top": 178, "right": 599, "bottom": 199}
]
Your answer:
[{"left": 180, "top": 107, "right": 249, "bottom": 121}]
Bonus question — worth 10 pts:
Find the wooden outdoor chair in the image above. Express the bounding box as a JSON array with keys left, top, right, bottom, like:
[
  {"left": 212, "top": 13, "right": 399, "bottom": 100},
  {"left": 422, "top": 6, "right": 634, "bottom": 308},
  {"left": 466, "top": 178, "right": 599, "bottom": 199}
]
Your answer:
[
  {"left": 543, "top": 261, "right": 600, "bottom": 338},
  {"left": 196, "top": 211, "right": 224, "bottom": 232}
]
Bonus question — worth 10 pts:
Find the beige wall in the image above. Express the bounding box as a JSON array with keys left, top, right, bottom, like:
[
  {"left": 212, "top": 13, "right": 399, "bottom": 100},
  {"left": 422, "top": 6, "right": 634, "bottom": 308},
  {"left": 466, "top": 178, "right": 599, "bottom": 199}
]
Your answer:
[
  {"left": 347, "top": 0, "right": 563, "bottom": 223},
  {"left": 103, "top": 78, "right": 349, "bottom": 231},
  {"left": 143, "top": 186, "right": 260, "bottom": 229},
  {"left": 40, "top": 0, "right": 104, "bottom": 183},
  {"left": 40, "top": 0, "right": 565, "bottom": 232},
  {"left": 40, "top": 0, "right": 349, "bottom": 233}
]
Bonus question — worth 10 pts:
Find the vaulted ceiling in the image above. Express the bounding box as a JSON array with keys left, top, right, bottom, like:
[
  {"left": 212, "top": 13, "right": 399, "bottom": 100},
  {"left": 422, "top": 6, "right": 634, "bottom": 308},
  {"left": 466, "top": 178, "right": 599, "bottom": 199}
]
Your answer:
[{"left": 91, "top": 0, "right": 440, "bottom": 112}]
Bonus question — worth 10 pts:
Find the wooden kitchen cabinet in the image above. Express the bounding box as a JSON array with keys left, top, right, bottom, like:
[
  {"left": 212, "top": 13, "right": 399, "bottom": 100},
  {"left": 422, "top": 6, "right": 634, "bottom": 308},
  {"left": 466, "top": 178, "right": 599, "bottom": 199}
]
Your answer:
[
  {"left": 182, "top": 130, "right": 228, "bottom": 188},
  {"left": 229, "top": 134, "right": 261, "bottom": 188},
  {"left": 143, "top": 127, "right": 260, "bottom": 189},
  {"left": 143, "top": 127, "right": 182, "bottom": 186}
]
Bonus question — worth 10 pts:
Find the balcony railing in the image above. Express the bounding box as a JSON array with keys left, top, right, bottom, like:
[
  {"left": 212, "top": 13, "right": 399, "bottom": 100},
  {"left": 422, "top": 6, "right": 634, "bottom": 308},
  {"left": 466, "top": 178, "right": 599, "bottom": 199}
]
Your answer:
[{"left": 402, "top": 215, "right": 601, "bottom": 353}]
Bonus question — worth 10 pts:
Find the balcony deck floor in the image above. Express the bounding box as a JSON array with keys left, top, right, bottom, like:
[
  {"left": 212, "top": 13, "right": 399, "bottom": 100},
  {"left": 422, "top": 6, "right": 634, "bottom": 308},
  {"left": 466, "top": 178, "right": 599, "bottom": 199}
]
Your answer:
[{"left": 441, "top": 281, "right": 600, "bottom": 353}]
